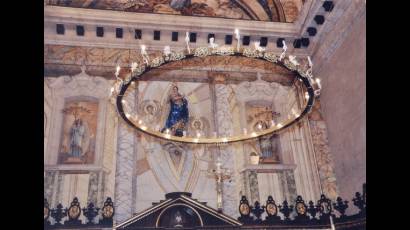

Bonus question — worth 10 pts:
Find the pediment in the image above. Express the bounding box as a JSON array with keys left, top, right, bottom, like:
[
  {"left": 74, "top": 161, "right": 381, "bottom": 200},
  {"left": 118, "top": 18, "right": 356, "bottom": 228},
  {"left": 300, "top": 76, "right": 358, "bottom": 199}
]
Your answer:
[{"left": 115, "top": 192, "right": 241, "bottom": 229}]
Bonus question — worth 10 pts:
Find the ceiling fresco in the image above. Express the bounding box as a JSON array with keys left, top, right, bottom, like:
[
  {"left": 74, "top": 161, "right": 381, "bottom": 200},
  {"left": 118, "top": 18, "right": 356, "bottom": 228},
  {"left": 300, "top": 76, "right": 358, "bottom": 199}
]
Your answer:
[{"left": 47, "top": 0, "right": 306, "bottom": 22}]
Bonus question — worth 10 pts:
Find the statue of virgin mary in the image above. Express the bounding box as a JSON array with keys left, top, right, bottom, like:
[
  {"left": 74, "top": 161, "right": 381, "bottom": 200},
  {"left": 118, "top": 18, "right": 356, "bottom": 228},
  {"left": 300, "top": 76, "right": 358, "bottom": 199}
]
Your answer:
[{"left": 161, "top": 84, "right": 189, "bottom": 137}]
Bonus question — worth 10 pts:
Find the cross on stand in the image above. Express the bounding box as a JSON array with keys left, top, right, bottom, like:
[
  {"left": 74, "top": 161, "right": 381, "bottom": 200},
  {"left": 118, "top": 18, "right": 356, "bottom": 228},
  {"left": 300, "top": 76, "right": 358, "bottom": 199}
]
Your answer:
[{"left": 207, "top": 158, "right": 233, "bottom": 213}]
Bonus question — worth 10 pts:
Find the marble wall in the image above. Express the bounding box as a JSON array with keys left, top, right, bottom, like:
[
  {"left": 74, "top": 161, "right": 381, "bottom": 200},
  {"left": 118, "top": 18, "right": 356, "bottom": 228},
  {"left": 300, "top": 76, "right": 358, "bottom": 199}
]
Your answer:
[
  {"left": 315, "top": 11, "right": 366, "bottom": 201},
  {"left": 44, "top": 56, "right": 337, "bottom": 223},
  {"left": 44, "top": 68, "right": 113, "bottom": 214}
]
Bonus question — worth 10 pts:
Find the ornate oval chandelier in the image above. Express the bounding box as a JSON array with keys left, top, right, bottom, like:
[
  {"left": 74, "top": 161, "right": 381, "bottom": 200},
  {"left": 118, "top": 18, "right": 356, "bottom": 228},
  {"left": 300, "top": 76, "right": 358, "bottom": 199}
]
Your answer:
[{"left": 110, "top": 32, "right": 321, "bottom": 144}]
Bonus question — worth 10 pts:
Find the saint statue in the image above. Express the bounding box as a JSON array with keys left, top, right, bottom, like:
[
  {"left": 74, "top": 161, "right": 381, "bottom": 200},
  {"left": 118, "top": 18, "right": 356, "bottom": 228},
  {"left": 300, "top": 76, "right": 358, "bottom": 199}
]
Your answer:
[
  {"left": 68, "top": 118, "right": 87, "bottom": 157},
  {"left": 253, "top": 120, "right": 280, "bottom": 161},
  {"left": 161, "top": 84, "right": 189, "bottom": 137}
]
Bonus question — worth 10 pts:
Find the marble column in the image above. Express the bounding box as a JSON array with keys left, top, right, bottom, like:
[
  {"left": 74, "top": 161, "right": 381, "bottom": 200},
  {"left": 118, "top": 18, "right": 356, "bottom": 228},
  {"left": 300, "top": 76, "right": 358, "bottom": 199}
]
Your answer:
[
  {"left": 114, "top": 87, "right": 138, "bottom": 223},
  {"left": 213, "top": 74, "right": 237, "bottom": 217}
]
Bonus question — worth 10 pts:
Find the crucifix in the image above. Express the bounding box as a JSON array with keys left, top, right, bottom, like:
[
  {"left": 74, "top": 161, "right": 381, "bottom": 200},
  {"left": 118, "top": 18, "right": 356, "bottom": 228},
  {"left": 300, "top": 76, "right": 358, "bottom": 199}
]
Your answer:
[{"left": 207, "top": 157, "right": 232, "bottom": 213}]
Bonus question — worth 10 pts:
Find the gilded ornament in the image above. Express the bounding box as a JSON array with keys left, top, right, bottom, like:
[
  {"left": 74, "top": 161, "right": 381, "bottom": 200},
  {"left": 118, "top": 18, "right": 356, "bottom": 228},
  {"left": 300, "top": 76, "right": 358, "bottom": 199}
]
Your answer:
[
  {"left": 150, "top": 56, "right": 165, "bottom": 68},
  {"left": 263, "top": 52, "right": 279, "bottom": 63},
  {"left": 194, "top": 47, "right": 212, "bottom": 57},
  {"left": 169, "top": 51, "right": 186, "bottom": 61}
]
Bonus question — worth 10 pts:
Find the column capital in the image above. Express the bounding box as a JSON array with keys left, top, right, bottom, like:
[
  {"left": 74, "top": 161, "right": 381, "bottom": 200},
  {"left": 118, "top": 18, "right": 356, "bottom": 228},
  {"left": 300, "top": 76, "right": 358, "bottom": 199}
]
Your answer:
[{"left": 208, "top": 72, "right": 228, "bottom": 84}]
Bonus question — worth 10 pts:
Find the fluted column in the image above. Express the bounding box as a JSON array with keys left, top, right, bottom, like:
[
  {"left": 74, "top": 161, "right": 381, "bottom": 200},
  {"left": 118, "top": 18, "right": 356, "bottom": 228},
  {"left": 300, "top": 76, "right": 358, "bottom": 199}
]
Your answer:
[{"left": 213, "top": 74, "right": 237, "bottom": 217}]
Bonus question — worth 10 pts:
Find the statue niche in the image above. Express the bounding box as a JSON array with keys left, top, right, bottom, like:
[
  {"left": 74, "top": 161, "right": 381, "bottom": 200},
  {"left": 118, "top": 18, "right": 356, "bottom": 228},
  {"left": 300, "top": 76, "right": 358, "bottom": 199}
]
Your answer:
[
  {"left": 249, "top": 106, "right": 281, "bottom": 164},
  {"left": 58, "top": 100, "right": 97, "bottom": 164}
]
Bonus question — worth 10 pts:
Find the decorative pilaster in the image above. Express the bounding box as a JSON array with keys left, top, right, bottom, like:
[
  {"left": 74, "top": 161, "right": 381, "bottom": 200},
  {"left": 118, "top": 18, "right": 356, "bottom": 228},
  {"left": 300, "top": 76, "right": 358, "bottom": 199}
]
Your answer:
[
  {"left": 248, "top": 171, "right": 260, "bottom": 204},
  {"left": 44, "top": 171, "right": 57, "bottom": 204},
  {"left": 308, "top": 100, "right": 338, "bottom": 199},
  {"left": 114, "top": 88, "right": 137, "bottom": 223},
  {"left": 214, "top": 76, "right": 237, "bottom": 217},
  {"left": 87, "top": 171, "right": 99, "bottom": 205}
]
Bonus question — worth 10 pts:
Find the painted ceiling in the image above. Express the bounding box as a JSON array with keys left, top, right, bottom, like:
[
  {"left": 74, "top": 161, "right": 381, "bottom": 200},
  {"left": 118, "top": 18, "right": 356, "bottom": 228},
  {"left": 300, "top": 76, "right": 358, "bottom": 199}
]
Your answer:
[{"left": 47, "top": 0, "right": 306, "bottom": 22}]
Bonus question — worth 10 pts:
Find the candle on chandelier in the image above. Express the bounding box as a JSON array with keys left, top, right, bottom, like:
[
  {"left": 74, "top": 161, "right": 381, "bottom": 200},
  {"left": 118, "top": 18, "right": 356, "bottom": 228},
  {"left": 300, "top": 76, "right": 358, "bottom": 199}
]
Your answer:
[
  {"left": 243, "top": 128, "right": 247, "bottom": 135},
  {"left": 140, "top": 45, "right": 146, "bottom": 54},
  {"left": 316, "top": 78, "right": 321, "bottom": 88},
  {"left": 234, "top": 29, "right": 240, "bottom": 51},
  {"left": 185, "top": 32, "right": 191, "bottom": 54},
  {"left": 164, "top": 46, "right": 171, "bottom": 56},
  {"left": 308, "top": 56, "right": 313, "bottom": 67},
  {"left": 115, "top": 65, "right": 121, "bottom": 76},
  {"left": 196, "top": 132, "right": 201, "bottom": 138},
  {"left": 279, "top": 40, "right": 287, "bottom": 61},
  {"left": 131, "top": 62, "right": 138, "bottom": 73},
  {"left": 277, "top": 123, "right": 283, "bottom": 128},
  {"left": 282, "top": 40, "right": 287, "bottom": 50}
]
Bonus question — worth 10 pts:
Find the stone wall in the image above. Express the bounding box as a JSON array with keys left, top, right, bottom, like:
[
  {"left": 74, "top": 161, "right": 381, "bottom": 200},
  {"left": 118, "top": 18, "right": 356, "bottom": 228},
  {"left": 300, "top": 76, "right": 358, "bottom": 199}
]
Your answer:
[{"left": 315, "top": 11, "right": 366, "bottom": 200}]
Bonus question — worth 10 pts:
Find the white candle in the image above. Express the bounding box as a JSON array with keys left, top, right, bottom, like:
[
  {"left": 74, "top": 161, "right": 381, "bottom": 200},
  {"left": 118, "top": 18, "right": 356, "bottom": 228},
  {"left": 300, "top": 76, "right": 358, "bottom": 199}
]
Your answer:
[
  {"left": 164, "top": 46, "right": 171, "bottom": 56},
  {"left": 131, "top": 62, "right": 138, "bottom": 73},
  {"left": 234, "top": 29, "right": 240, "bottom": 39},
  {"left": 141, "top": 45, "right": 149, "bottom": 64},
  {"left": 115, "top": 65, "right": 120, "bottom": 76},
  {"left": 282, "top": 40, "right": 287, "bottom": 51},
  {"left": 235, "top": 29, "right": 240, "bottom": 52},
  {"left": 308, "top": 56, "right": 313, "bottom": 67},
  {"left": 140, "top": 45, "right": 146, "bottom": 55},
  {"left": 316, "top": 78, "right": 321, "bottom": 88},
  {"left": 185, "top": 32, "right": 190, "bottom": 54},
  {"left": 279, "top": 40, "right": 287, "bottom": 61}
]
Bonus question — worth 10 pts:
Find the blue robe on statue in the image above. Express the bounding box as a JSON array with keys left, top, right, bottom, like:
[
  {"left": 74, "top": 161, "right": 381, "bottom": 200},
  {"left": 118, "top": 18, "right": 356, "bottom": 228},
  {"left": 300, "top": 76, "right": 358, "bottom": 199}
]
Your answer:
[{"left": 162, "top": 97, "right": 189, "bottom": 137}]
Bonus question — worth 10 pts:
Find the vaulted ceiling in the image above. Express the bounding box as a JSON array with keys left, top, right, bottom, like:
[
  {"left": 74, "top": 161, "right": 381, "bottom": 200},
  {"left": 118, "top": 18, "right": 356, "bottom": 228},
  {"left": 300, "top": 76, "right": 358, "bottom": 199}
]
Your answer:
[{"left": 47, "top": 0, "right": 305, "bottom": 22}]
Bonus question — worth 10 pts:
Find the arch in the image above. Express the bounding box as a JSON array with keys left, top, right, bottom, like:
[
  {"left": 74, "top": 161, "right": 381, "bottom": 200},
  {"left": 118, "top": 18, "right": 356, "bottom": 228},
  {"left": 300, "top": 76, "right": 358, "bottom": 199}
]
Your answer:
[{"left": 155, "top": 203, "right": 203, "bottom": 228}]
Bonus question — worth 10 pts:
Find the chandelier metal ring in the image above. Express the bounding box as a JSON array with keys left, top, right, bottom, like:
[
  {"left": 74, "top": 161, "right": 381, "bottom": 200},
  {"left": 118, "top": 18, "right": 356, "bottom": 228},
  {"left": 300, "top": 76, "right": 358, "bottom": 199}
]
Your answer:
[{"left": 115, "top": 47, "right": 318, "bottom": 144}]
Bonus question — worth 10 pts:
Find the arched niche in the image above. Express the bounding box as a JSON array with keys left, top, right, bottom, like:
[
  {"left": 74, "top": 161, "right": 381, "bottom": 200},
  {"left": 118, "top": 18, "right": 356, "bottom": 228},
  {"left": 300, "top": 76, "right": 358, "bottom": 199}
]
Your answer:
[{"left": 45, "top": 67, "right": 111, "bottom": 169}]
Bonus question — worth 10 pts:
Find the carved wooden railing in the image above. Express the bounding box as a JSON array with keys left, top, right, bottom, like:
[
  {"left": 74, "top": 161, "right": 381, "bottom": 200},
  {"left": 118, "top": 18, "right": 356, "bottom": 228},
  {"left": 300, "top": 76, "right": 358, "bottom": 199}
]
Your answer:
[
  {"left": 44, "top": 197, "right": 114, "bottom": 229},
  {"left": 44, "top": 183, "right": 366, "bottom": 229},
  {"left": 237, "top": 183, "right": 366, "bottom": 229}
]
